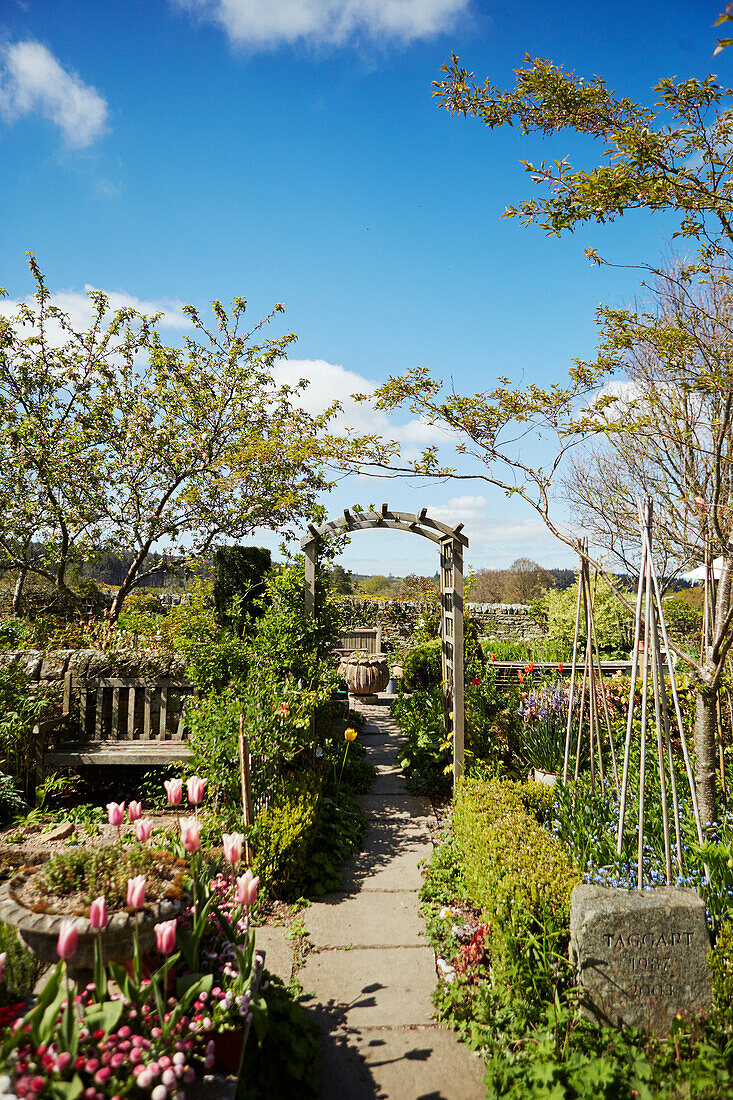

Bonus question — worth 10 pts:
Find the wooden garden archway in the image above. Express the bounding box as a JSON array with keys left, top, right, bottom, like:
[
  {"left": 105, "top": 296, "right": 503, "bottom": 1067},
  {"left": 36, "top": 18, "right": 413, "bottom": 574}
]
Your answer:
[{"left": 301, "top": 504, "right": 469, "bottom": 783}]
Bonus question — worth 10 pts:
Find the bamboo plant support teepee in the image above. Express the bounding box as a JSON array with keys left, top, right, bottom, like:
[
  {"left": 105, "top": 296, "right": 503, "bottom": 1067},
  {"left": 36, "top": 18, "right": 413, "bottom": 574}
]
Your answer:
[
  {"left": 562, "top": 538, "right": 619, "bottom": 789},
  {"left": 616, "top": 499, "right": 705, "bottom": 889}
]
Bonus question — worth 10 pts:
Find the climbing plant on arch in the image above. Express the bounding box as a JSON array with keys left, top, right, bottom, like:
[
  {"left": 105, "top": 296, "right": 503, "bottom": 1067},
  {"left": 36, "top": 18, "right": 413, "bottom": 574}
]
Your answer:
[{"left": 301, "top": 504, "right": 469, "bottom": 782}]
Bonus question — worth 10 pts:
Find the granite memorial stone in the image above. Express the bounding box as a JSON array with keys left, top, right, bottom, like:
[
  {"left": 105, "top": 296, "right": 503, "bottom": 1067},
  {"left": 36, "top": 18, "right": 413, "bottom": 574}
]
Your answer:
[{"left": 570, "top": 884, "right": 712, "bottom": 1035}]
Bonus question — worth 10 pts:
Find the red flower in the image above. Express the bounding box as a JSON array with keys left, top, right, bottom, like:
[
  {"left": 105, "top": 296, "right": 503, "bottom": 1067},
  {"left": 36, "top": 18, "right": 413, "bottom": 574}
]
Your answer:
[
  {"left": 490, "top": 652, "right": 496, "bottom": 662},
  {"left": 518, "top": 672, "right": 525, "bottom": 684},
  {"left": 279, "top": 703, "right": 290, "bottom": 715},
  {"left": 471, "top": 677, "right": 481, "bottom": 686},
  {"left": 558, "top": 662, "right": 564, "bottom": 673}
]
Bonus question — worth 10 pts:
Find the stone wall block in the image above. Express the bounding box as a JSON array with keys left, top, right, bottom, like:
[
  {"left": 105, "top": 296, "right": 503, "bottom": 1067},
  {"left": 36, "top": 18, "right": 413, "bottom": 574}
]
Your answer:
[
  {"left": 570, "top": 884, "right": 712, "bottom": 1036},
  {"left": 66, "top": 650, "right": 97, "bottom": 677},
  {"left": 39, "top": 651, "right": 73, "bottom": 681}
]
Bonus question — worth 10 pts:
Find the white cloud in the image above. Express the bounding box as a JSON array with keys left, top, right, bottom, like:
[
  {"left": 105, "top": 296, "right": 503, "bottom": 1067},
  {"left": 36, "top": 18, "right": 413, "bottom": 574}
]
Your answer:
[
  {"left": 0, "top": 40, "right": 108, "bottom": 148},
  {"left": 273, "top": 357, "right": 453, "bottom": 450},
  {"left": 172, "top": 0, "right": 471, "bottom": 48},
  {"left": 0, "top": 287, "right": 191, "bottom": 339}
]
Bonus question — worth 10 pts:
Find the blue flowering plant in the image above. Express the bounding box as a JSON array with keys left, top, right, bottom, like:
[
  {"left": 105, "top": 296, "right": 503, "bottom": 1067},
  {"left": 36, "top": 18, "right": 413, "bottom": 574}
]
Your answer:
[{"left": 517, "top": 682, "right": 571, "bottom": 775}]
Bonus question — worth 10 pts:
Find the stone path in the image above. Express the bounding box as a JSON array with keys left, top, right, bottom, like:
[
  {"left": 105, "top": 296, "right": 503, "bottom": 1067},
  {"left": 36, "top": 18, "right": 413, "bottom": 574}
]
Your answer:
[{"left": 257, "top": 697, "right": 485, "bottom": 1100}]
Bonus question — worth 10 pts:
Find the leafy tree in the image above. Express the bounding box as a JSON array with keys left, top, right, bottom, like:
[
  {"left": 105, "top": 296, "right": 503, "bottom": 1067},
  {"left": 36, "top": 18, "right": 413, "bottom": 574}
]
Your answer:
[
  {"left": 0, "top": 257, "right": 337, "bottom": 619},
  {"left": 343, "top": 48, "right": 733, "bottom": 822},
  {"left": 399, "top": 573, "right": 439, "bottom": 602},
  {"left": 327, "top": 563, "right": 354, "bottom": 595},
  {"left": 563, "top": 268, "right": 733, "bottom": 586},
  {"left": 506, "top": 558, "right": 554, "bottom": 604}
]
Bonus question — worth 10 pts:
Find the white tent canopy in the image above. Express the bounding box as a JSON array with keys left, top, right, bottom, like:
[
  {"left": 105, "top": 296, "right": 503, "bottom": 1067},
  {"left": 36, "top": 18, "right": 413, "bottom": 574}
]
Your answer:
[{"left": 681, "top": 556, "right": 724, "bottom": 584}]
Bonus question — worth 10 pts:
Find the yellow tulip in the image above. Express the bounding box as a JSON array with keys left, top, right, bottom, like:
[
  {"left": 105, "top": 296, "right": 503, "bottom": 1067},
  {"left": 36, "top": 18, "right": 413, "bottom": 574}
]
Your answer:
[{"left": 344, "top": 727, "right": 358, "bottom": 742}]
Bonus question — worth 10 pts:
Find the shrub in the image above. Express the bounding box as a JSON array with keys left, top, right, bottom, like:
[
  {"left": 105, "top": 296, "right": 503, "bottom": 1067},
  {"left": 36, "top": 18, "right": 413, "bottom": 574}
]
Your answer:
[
  {"left": 453, "top": 777, "right": 581, "bottom": 999},
  {"left": 539, "top": 580, "right": 633, "bottom": 657},
  {"left": 392, "top": 687, "right": 451, "bottom": 796},
  {"left": 213, "top": 545, "right": 271, "bottom": 636},
  {"left": 403, "top": 638, "right": 443, "bottom": 691},
  {"left": 0, "top": 773, "right": 27, "bottom": 825},
  {"left": 0, "top": 921, "right": 44, "bottom": 1008},
  {"left": 241, "top": 974, "right": 320, "bottom": 1099},
  {"left": 0, "top": 662, "right": 47, "bottom": 799},
  {"left": 252, "top": 773, "right": 323, "bottom": 898},
  {"left": 711, "top": 919, "right": 733, "bottom": 1010},
  {"left": 0, "top": 619, "right": 31, "bottom": 651}
]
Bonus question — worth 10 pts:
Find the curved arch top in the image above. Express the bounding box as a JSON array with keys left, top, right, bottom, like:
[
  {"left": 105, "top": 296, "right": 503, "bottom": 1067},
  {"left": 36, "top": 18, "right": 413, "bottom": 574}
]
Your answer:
[
  {"left": 301, "top": 502, "right": 466, "bottom": 785},
  {"left": 300, "top": 504, "right": 469, "bottom": 549}
]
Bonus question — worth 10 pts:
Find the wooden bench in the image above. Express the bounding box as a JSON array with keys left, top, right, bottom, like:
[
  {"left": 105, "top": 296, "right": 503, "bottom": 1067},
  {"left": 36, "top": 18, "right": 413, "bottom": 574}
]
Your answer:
[
  {"left": 37, "top": 672, "right": 195, "bottom": 776},
  {"left": 337, "top": 627, "right": 383, "bottom": 654}
]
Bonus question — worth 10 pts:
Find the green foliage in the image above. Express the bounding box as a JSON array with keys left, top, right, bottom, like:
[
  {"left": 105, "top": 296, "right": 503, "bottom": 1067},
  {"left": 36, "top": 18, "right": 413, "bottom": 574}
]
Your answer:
[
  {"left": 662, "top": 595, "right": 703, "bottom": 653},
  {"left": 187, "top": 561, "right": 341, "bottom": 819},
  {"left": 249, "top": 558, "right": 340, "bottom": 686},
  {"left": 1, "top": 258, "right": 338, "bottom": 618},
  {"left": 213, "top": 545, "right": 271, "bottom": 637},
  {"left": 41, "top": 844, "right": 185, "bottom": 909},
  {"left": 539, "top": 580, "right": 633, "bottom": 657},
  {"left": 240, "top": 974, "right": 320, "bottom": 1099},
  {"left": 0, "top": 773, "right": 27, "bottom": 825},
  {"left": 162, "top": 580, "right": 250, "bottom": 693},
  {"left": 711, "top": 919, "right": 733, "bottom": 1010},
  {"left": 0, "top": 662, "right": 47, "bottom": 798},
  {"left": 252, "top": 774, "right": 323, "bottom": 899},
  {"left": 302, "top": 789, "right": 366, "bottom": 897},
  {"left": 0, "top": 921, "right": 44, "bottom": 1007},
  {"left": 402, "top": 638, "right": 442, "bottom": 691},
  {"left": 453, "top": 777, "right": 580, "bottom": 1001},
  {"left": 392, "top": 687, "right": 451, "bottom": 796},
  {"left": 0, "top": 619, "right": 32, "bottom": 651}
]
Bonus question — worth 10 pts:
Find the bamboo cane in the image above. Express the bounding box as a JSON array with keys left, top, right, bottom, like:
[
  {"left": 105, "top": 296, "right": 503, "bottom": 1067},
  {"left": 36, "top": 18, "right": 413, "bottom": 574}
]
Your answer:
[{"left": 564, "top": 540, "right": 585, "bottom": 783}]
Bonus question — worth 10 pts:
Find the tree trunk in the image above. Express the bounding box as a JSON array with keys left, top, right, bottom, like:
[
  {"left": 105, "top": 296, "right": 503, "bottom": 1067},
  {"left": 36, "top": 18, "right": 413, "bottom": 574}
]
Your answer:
[
  {"left": 694, "top": 683, "right": 718, "bottom": 827},
  {"left": 12, "top": 567, "right": 26, "bottom": 616}
]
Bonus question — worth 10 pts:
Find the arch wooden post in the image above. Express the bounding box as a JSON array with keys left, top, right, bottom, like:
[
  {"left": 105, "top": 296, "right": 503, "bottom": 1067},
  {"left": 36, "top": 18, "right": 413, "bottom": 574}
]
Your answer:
[{"left": 301, "top": 505, "right": 468, "bottom": 784}]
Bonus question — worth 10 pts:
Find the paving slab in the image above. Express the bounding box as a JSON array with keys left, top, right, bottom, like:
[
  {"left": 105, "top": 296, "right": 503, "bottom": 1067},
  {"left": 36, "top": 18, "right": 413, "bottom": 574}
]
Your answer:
[
  {"left": 371, "top": 771, "right": 410, "bottom": 794},
  {"left": 365, "top": 746, "right": 404, "bottom": 769},
  {"left": 340, "top": 833, "right": 428, "bottom": 893},
  {"left": 254, "top": 925, "right": 293, "bottom": 983},
  {"left": 318, "top": 1026, "right": 486, "bottom": 1100},
  {"left": 301, "top": 945, "right": 437, "bottom": 1028},
  {"left": 306, "top": 891, "right": 426, "bottom": 947},
  {"left": 358, "top": 793, "right": 432, "bottom": 819}
]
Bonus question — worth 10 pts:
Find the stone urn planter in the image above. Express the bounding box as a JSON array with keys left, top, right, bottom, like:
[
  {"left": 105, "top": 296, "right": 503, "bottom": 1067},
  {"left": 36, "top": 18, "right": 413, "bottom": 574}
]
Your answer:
[
  {"left": 337, "top": 654, "right": 390, "bottom": 696},
  {"left": 0, "top": 866, "right": 189, "bottom": 974}
]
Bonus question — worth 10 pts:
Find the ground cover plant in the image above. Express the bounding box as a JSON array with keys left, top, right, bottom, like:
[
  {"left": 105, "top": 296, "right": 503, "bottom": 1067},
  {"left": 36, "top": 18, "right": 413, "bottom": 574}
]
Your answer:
[{"left": 421, "top": 764, "right": 733, "bottom": 1099}]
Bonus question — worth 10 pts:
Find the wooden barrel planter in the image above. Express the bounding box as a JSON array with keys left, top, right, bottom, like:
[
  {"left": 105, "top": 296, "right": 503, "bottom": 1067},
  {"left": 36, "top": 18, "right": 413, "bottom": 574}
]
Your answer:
[{"left": 337, "top": 654, "right": 390, "bottom": 696}]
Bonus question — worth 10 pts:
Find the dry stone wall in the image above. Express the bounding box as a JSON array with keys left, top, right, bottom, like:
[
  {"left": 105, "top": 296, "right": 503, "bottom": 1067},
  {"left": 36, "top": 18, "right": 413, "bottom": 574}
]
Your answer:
[{"left": 338, "top": 597, "right": 544, "bottom": 646}]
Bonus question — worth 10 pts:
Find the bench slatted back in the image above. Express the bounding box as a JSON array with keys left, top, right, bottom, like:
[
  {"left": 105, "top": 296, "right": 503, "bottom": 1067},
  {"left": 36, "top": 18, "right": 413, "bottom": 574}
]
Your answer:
[
  {"left": 338, "top": 627, "right": 382, "bottom": 653},
  {"left": 70, "top": 677, "right": 195, "bottom": 742}
]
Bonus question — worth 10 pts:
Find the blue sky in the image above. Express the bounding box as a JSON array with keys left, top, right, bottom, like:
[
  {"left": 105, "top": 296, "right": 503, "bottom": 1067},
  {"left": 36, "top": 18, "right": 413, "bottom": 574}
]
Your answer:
[{"left": 0, "top": 0, "right": 726, "bottom": 576}]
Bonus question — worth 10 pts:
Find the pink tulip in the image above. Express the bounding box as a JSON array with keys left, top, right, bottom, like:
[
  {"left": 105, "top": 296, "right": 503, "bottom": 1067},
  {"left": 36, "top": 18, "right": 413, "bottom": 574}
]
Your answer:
[
  {"left": 236, "top": 870, "right": 259, "bottom": 907},
  {"left": 222, "top": 833, "right": 244, "bottom": 865},
  {"left": 89, "top": 896, "right": 107, "bottom": 930},
  {"left": 126, "top": 875, "right": 146, "bottom": 910},
  {"left": 164, "top": 778, "right": 183, "bottom": 806},
  {"left": 106, "top": 802, "right": 125, "bottom": 827},
  {"left": 0, "top": 951, "right": 6, "bottom": 981},
  {"left": 128, "top": 801, "right": 143, "bottom": 822},
  {"left": 186, "top": 776, "right": 206, "bottom": 806},
  {"left": 154, "top": 919, "right": 177, "bottom": 955},
  {"left": 179, "top": 817, "right": 201, "bottom": 854},
  {"left": 57, "top": 921, "right": 79, "bottom": 960},
  {"left": 135, "top": 818, "right": 153, "bottom": 843}
]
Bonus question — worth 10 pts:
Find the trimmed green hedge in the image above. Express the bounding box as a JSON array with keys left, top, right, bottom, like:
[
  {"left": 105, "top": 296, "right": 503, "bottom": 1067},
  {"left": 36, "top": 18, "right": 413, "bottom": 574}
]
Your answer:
[
  {"left": 453, "top": 777, "right": 581, "bottom": 997},
  {"left": 253, "top": 772, "right": 322, "bottom": 898}
]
